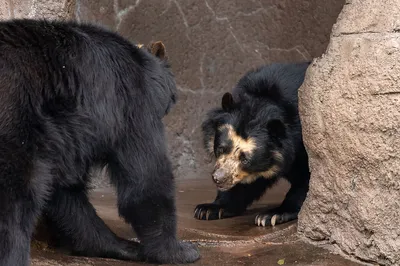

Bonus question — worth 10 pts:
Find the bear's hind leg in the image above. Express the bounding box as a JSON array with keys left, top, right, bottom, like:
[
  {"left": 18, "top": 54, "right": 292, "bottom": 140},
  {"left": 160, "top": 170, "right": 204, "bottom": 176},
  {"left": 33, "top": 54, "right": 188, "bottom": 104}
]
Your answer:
[
  {"left": 0, "top": 156, "right": 52, "bottom": 266},
  {"left": 44, "top": 184, "right": 141, "bottom": 261}
]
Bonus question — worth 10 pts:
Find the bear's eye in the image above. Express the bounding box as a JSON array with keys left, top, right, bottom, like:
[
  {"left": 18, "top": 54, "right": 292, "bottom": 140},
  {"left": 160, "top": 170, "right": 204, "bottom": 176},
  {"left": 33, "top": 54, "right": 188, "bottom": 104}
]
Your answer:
[
  {"left": 217, "top": 146, "right": 225, "bottom": 156},
  {"left": 240, "top": 153, "right": 250, "bottom": 165}
]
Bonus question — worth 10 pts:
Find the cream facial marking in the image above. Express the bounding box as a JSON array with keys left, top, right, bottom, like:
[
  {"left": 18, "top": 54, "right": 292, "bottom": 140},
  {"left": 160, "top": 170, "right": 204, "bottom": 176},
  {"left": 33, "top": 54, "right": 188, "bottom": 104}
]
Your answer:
[
  {"left": 211, "top": 124, "right": 284, "bottom": 188},
  {"left": 217, "top": 124, "right": 256, "bottom": 156},
  {"left": 207, "top": 135, "right": 215, "bottom": 155}
]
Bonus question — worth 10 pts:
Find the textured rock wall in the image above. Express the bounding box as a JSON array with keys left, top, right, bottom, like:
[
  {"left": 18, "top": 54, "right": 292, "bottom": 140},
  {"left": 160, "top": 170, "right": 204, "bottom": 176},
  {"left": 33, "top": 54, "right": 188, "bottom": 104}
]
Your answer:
[
  {"left": 0, "top": 0, "right": 75, "bottom": 19},
  {"left": 298, "top": 0, "right": 400, "bottom": 265},
  {"left": 76, "top": 0, "right": 345, "bottom": 181}
]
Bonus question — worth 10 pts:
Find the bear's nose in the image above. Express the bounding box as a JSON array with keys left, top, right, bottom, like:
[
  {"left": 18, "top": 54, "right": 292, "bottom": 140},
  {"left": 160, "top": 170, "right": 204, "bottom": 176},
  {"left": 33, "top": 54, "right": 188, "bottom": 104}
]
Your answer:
[{"left": 212, "top": 169, "right": 226, "bottom": 184}]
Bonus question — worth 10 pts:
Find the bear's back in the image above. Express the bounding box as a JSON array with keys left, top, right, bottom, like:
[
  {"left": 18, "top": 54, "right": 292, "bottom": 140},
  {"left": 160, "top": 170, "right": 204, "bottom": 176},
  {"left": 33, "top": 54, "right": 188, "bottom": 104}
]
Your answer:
[{"left": 234, "top": 62, "right": 310, "bottom": 107}]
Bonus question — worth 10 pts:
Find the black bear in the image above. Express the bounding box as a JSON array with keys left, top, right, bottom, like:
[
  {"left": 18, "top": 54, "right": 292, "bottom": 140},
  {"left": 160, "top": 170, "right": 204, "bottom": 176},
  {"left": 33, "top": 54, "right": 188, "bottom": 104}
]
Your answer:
[
  {"left": 0, "top": 19, "right": 199, "bottom": 265},
  {"left": 194, "top": 62, "right": 311, "bottom": 227}
]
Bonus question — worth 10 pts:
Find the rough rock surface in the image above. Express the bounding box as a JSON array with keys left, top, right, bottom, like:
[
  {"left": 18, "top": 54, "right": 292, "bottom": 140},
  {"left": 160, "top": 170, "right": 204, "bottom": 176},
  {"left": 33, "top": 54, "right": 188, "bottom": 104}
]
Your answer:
[
  {"left": 0, "top": 0, "right": 75, "bottom": 20},
  {"left": 298, "top": 0, "right": 400, "bottom": 265},
  {"left": 75, "top": 0, "right": 345, "bottom": 183}
]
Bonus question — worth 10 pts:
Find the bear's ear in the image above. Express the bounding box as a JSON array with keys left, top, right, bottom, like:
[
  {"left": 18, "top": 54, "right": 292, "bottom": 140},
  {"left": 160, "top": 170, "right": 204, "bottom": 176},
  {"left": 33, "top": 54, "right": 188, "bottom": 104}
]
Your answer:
[
  {"left": 221, "top": 92, "right": 234, "bottom": 112},
  {"left": 147, "top": 41, "right": 168, "bottom": 60},
  {"left": 267, "top": 119, "right": 286, "bottom": 139}
]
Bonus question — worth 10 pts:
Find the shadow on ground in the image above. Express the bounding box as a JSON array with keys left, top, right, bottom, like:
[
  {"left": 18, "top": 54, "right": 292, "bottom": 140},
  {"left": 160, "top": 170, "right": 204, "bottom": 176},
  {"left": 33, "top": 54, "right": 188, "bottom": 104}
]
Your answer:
[{"left": 31, "top": 179, "right": 362, "bottom": 266}]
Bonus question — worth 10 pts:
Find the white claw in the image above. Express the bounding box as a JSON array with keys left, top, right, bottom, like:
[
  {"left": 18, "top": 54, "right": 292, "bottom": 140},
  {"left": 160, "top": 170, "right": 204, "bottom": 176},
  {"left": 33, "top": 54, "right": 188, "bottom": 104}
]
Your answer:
[
  {"left": 255, "top": 215, "right": 259, "bottom": 225},
  {"left": 271, "top": 214, "right": 277, "bottom": 226},
  {"left": 218, "top": 209, "right": 224, "bottom": 219},
  {"left": 261, "top": 217, "right": 266, "bottom": 227},
  {"left": 257, "top": 216, "right": 261, "bottom": 226}
]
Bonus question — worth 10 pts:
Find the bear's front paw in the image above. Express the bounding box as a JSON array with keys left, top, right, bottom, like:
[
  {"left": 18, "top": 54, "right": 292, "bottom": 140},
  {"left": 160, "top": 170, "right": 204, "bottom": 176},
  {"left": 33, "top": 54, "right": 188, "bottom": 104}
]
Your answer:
[
  {"left": 255, "top": 210, "right": 299, "bottom": 227},
  {"left": 173, "top": 241, "right": 201, "bottom": 264},
  {"left": 117, "top": 239, "right": 141, "bottom": 261},
  {"left": 194, "top": 203, "right": 225, "bottom": 220},
  {"left": 143, "top": 240, "right": 200, "bottom": 264},
  {"left": 194, "top": 203, "right": 243, "bottom": 220}
]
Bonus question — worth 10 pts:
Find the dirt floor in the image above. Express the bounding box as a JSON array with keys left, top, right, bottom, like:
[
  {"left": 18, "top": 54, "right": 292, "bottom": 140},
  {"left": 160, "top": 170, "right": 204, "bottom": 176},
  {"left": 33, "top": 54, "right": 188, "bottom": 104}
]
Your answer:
[{"left": 31, "top": 179, "right": 365, "bottom": 266}]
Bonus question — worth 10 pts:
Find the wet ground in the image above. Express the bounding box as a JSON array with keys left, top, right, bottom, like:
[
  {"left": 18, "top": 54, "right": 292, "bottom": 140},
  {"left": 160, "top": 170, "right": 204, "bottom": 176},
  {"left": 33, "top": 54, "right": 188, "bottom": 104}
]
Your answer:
[{"left": 31, "top": 179, "right": 364, "bottom": 266}]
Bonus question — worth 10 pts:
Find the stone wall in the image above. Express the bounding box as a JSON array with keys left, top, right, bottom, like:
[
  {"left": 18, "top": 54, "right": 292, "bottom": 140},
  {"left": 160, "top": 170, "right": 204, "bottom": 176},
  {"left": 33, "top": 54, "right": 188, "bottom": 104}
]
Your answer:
[
  {"left": 297, "top": 0, "right": 400, "bottom": 265},
  {"left": 75, "top": 0, "right": 345, "bottom": 181},
  {"left": 0, "top": 0, "right": 75, "bottom": 19}
]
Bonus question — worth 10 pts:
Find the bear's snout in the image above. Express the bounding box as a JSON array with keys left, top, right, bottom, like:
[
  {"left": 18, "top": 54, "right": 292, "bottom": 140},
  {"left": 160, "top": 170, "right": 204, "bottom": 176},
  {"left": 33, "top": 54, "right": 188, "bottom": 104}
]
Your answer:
[{"left": 212, "top": 168, "right": 227, "bottom": 184}]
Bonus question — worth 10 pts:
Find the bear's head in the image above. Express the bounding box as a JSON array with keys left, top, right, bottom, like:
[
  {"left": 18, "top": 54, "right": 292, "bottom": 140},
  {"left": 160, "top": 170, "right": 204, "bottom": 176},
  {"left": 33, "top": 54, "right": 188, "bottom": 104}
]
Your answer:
[
  {"left": 208, "top": 92, "right": 286, "bottom": 191},
  {"left": 138, "top": 41, "right": 177, "bottom": 117}
]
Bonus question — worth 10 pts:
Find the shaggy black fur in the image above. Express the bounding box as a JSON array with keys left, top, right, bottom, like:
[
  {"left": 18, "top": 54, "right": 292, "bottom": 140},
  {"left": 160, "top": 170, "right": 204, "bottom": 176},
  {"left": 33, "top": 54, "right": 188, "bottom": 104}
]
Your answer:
[
  {"left": 0, "top": 19, "right": 199, "bottom": 265},
  {"left": 194, "top": 62, "right": 311, "bottom": 226}
]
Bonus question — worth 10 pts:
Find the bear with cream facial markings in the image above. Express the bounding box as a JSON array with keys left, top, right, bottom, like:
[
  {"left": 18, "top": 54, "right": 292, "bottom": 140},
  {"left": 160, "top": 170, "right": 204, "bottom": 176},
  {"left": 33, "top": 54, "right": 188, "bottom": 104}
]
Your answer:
[{"left": 194, "top": 62, "right": 311, "bottom": 227}]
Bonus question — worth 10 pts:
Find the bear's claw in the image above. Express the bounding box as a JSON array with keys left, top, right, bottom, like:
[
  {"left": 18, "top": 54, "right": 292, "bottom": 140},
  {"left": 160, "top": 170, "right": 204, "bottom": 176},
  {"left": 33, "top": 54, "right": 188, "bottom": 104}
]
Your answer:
[
  {"left": 194, "top": 203, "right": 224, "bottom": 220},
  {"left": 255, "top": 211, "right": 298, "bottom": 227}
]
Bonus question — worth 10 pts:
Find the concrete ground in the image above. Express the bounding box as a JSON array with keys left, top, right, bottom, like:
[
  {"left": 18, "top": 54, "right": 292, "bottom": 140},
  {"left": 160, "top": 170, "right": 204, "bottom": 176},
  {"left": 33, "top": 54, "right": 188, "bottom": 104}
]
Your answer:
[{"left": 31, "top": 179, "right": 363, "bottom": 266}]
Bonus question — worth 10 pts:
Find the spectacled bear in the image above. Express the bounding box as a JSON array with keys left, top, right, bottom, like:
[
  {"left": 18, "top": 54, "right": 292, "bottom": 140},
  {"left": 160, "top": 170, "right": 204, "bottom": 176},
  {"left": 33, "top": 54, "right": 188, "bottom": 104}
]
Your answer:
[
  {"left": 0, "top": 19, "right": 199, "bottom": 265},
  {"left": 194, "top": 62, "right": 311, "bottom": 227}
]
